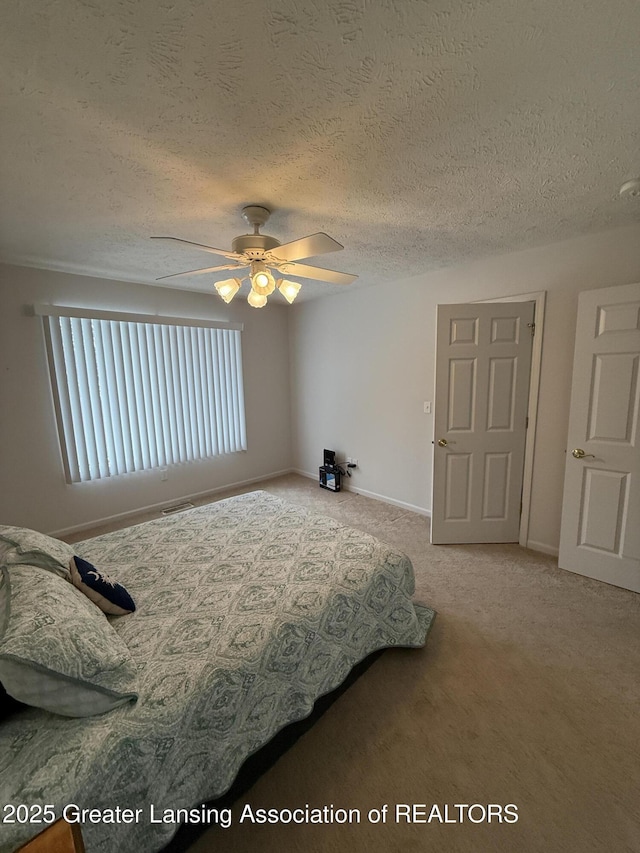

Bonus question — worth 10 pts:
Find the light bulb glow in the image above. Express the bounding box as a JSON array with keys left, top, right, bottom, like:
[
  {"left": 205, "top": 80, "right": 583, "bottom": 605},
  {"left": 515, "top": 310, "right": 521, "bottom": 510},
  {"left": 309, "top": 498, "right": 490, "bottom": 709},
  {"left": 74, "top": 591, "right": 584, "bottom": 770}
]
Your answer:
[
  {"left": 247, "top": 288, "right": 268, "bottom": 308},
  {"left": 214, "top": 278, "right": 241, "bottom": 303},
  {"left": 277, "top": 279, "right": 301, "bottom": 304},
  {"left": 250, "top": 261, "right": 276, "bottom": 296}
]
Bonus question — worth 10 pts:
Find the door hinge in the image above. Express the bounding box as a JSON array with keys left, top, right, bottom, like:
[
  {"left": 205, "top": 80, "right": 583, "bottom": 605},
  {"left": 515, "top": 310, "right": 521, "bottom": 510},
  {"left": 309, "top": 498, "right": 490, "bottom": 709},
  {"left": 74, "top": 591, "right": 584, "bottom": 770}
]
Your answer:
[
  {"left": 527, "top": 322, "right": 535, "bottom": 337},
  {"left": 525, "top": 416, "right": 529, "bottom": 429}
]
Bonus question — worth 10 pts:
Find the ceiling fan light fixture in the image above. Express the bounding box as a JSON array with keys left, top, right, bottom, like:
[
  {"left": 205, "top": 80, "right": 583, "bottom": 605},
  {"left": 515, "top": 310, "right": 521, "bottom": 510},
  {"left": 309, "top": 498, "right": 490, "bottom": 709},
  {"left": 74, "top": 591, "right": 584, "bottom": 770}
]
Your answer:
[
  {"left": 250, "top": 261, "right": 276, "bottom": 295},
  {"left": 278, "top": 279, "right": 302, "bottom": 304},
  {"left": 247, "top": 288, "right": 268, "bottom": 308},
  {"left": 214, "top": 277, "right": 241, "bottom": 303},
  {"left": 152, "top": 205, "right": 358, "bottom": 302}
]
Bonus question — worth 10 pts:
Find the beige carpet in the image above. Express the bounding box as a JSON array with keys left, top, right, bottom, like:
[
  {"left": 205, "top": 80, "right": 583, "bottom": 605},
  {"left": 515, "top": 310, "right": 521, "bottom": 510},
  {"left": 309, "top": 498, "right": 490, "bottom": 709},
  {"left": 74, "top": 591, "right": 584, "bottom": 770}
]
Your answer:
[{"left": 68, "top": 474, "right": 640, "bottom": 853}]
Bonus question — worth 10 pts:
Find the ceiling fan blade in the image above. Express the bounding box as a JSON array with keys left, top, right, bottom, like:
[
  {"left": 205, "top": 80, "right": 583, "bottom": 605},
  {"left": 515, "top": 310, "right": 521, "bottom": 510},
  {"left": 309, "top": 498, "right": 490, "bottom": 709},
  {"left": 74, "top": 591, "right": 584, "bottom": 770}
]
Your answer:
[
  {"left": 150, "top": 236, "right": 241, "bottom": 261},
  {"left": 280, "top": 262, "right": 357, "bottom": 285},
  {"left": 156, "top": 263, "right": 246, "bottom": 281},
  {"left": 266, "top": 232, "right": 343, "bottom": 263}
]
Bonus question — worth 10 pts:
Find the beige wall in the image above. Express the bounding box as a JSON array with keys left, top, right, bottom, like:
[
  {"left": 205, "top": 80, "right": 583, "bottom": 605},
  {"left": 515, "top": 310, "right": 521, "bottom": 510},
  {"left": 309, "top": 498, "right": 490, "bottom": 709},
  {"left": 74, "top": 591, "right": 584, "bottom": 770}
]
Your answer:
[
  {"left": 0, "top": 264, "right": 292, "bottom": 534},
  {"left": 288, "top": 223, "right": 640, "bottom": 554},
  {"left": 3, "top": 222, "right": 640, "bottom": 550}
]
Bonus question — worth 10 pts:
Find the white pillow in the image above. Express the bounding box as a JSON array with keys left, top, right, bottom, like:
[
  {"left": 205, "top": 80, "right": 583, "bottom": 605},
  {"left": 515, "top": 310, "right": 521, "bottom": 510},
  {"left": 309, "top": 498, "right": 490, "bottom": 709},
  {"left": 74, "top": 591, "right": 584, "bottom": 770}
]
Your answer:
[
  {"left": 0, "top": 565, "right": 138, "bottom": 717},
  {"left": 0, "top": 525, "right": 74, "bottom": 580}
]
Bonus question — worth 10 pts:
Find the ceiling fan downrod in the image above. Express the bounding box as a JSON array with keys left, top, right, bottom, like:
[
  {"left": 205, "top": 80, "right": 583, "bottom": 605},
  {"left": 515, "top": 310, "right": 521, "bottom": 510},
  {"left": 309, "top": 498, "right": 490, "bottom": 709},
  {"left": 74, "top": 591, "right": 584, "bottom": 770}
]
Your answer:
[{"left": 233, "top": 206, "right": 281, "bottom": 256}]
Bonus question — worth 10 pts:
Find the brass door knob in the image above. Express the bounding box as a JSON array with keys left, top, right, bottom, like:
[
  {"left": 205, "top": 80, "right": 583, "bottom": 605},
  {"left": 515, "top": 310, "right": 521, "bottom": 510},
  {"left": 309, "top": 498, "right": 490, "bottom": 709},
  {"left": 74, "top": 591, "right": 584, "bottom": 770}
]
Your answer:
[
  {"left": 437, "top": 438, "right": 448, "bottom": 447},
  {"left": 572, "top": 448, "right": 595, "bottom": 459}
]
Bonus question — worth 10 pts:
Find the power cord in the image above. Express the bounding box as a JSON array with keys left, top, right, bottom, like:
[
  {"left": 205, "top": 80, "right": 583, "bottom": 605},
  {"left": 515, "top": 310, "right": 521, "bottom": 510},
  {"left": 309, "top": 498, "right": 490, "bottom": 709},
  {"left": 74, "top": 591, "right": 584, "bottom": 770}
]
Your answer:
[{"left": 334, "top": 463, "right": 353, "bottom": 478}]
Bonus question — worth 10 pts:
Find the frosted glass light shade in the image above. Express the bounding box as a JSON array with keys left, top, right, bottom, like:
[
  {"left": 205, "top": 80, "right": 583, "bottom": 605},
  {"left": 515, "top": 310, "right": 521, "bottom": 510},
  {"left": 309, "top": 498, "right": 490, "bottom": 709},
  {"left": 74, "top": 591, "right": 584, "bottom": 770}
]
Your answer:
[
  {"left": 214, "top": 278, "right": 241, "bottom": 303},
  {"left": 250, "top": 262, "right": 276, "bottom": 295},
  {"left": 278, "top": 279, "right": 302, "bottom": 304},
  {"left": 247, "top": 288, "right": 268, "bottom": 308}
]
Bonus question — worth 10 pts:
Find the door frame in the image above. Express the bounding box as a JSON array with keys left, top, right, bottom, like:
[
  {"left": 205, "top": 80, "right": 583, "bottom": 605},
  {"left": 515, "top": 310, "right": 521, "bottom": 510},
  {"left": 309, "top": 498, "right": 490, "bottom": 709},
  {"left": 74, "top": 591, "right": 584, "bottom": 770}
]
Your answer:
[{"left": 474, "top": 290, "right": 546, "bottom": 548}]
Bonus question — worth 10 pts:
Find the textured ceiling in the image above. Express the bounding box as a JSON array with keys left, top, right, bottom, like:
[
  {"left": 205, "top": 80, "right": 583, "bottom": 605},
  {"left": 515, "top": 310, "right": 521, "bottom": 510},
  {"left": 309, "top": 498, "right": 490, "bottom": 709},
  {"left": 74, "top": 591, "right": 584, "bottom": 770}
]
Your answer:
[{"left": 1, "top": 0, "right": 639, "bottom": 303}]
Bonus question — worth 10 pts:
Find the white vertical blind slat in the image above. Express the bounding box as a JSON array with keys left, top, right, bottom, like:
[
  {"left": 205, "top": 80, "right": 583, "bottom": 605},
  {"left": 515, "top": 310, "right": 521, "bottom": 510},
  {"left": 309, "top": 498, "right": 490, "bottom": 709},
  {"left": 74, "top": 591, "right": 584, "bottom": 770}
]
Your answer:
[
  {"left": 194, "top": 329, "right": 208, "bottom": 458},
  {"left": 230, "top": 330, "right": 242, "bottom": 449},
  {"left": 65, "top": 318, "right": 92, "bottom": 482},
  {"left": 133, "top": 324, "right": 152, "bottom": 470},
  {"left": 110, "top": 322, "right": 136, "bottom": 475},
  {"left": 168, "top": 325, "right": 186, "bottom": 463},
  {"left": 98, "top": 323, "right": 125, "bottom": 475},
  {"left": 191, "top": 327, "right": 205, "bottom": 460},
  {"left": 210, "top": 330, "right": 225, "bottom": 453},
  {"left": 201, "top": 330, "right": 214, "bottom": 458},
  {"left": 203, "top": 330, "right": 219, "bottom": 457},
  {"left": 184, "top": 327, "right": 198, "bottom": 460},
  {"left": 222, "top": 330, "right": 234, "bottom": 454},
  {"left": 49, "top": 318, "right": 82, "bottom": 482},
  {"left": 135, "top": 324, "right": 158, "bottom": 470},
  {"left": 161, "top": 325, "right": 179, "bottom": 464},
  {"left": 80, "top": 318, "right": 110, "bottom": 479},
  {"left": 234, "top": 330, "right": 247, "bottom": 450},
  {"left": 217, "top": 330, "right": 231, "bottom": 453},
  {"left": 92, "top": 320, "right": 119, "bottom": 478},
  {"left": 151, "top": 324, "right": 171, "bottom": 467},
  {"left": 125, "top": 323, "right": 146, "bottom": 472}
]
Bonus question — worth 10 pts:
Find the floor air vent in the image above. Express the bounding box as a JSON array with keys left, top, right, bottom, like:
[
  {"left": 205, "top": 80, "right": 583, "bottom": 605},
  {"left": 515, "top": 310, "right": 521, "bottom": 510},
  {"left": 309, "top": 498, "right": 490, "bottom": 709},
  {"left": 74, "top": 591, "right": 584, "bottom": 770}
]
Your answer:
[{"left": 161, "top": 502, "right": 195, "bottom": 515}]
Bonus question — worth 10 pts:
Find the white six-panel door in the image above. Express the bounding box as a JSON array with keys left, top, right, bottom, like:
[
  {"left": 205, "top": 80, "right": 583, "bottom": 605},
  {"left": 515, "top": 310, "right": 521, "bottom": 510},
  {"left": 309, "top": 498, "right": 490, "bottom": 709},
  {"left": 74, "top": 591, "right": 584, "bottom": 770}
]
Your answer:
[
  {"left": 431, "top": 302, "right": 535, "bottom": 544},
  {"left": 558, "top": 282, "right": 640, "bottom": 593}
]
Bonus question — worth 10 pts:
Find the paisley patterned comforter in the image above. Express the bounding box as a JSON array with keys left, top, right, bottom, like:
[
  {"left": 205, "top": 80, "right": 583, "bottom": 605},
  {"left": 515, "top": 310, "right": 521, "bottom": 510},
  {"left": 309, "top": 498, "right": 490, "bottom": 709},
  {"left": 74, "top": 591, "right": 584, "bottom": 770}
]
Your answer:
[{"left": 0, "top": 490, "right": 434, "bottom": 853}]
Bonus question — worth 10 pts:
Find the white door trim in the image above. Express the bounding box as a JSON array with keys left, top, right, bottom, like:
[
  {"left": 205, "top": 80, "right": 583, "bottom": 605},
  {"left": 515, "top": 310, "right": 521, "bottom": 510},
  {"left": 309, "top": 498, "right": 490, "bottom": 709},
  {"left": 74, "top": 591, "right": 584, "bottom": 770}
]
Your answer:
[{"left": 476, "top": 290, "right": 546, "bottom": 549}]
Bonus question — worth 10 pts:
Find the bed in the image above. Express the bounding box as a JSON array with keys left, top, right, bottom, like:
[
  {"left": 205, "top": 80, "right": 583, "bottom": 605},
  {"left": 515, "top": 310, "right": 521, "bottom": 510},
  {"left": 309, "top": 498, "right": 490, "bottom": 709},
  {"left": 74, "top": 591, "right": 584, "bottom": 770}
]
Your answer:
[{"left": 0, "top": 490, "right": 434, "bottom": 853}]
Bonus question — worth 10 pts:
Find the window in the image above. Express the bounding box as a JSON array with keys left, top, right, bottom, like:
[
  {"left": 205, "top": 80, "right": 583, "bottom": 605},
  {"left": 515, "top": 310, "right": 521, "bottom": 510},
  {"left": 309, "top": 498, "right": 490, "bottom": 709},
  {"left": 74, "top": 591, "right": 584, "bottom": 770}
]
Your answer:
[{"left": 37, "top": 305, "right": 246, "bottom": 483}]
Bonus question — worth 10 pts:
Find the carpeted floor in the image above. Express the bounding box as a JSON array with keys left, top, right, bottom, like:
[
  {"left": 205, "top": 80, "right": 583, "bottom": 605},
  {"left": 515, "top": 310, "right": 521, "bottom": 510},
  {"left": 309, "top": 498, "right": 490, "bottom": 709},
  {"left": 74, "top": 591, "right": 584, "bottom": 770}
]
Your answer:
[{"left": 67, "top": 474, "right": 640, "bottom": 853}]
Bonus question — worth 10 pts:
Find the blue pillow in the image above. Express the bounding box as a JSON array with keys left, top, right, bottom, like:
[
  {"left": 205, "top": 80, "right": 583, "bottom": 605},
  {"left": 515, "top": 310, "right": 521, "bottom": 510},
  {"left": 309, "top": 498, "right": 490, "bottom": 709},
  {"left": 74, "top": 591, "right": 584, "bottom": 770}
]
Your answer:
[{"left": 69, "top": 556, "right": 136, "bottom": 616}]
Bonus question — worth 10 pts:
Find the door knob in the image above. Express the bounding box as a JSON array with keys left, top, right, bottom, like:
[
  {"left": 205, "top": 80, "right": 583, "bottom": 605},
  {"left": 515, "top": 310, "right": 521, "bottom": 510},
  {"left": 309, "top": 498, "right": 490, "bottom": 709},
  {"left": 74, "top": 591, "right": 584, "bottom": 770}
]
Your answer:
[
  {"left": 572, "top": 448, "right": 595, "bottom": 459},
  {"left": 437, "top": 438, "right": 448, "bottom": 447}
]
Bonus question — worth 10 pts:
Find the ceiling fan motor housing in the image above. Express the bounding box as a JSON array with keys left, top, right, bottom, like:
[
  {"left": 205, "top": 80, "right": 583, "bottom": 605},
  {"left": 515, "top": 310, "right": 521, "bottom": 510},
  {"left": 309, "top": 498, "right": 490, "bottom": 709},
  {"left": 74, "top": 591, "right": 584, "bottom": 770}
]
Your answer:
[{"left": 232, "top": 233, "right": 281, "bottom": 258}]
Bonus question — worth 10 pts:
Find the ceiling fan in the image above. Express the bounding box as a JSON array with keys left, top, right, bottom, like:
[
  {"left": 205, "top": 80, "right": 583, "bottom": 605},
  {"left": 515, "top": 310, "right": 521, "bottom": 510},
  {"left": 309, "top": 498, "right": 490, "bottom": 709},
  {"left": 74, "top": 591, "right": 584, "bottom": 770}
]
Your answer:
[{"left": 151, "top": 205, "right": 358, "bottom": 307}]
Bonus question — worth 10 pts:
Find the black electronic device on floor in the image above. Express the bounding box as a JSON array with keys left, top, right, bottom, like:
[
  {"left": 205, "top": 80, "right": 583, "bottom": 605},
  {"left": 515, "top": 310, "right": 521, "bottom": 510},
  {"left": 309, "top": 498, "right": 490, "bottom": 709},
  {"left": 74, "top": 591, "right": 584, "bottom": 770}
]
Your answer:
[{"left": 319, "top": 448, "right": 341, "bottom": 492}]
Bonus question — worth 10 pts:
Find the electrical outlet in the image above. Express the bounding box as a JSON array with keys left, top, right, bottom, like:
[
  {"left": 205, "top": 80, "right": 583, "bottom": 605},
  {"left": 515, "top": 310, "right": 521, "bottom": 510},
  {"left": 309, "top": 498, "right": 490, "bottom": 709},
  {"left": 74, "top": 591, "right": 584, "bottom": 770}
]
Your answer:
[
  {"left": 160, "top": 468, "right": 168, "bottom": 481},
  {"left": 347, "top": 456, "right": 352, "bottom": 465},
  {"left": 351, "top": 458, "right": 358, "bottom": 468}
]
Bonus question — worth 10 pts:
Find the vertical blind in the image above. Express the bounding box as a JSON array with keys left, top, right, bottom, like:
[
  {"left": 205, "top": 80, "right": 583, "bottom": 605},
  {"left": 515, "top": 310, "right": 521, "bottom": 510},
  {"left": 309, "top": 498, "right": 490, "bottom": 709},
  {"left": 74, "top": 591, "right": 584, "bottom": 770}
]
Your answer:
[{"left": 40, "top": 308, "right": 246, "bottom": 483}]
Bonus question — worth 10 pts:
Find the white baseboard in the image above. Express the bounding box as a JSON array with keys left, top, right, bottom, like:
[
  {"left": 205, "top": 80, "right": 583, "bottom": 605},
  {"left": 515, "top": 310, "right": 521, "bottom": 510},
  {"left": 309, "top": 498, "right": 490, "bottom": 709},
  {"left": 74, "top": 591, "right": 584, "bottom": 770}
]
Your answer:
[
  {"left": 346, "top": 484, "right": 431, "bottom": 517},
  {"left": 293, "top": 468, "right": 431, "bottom": 518},
  {"left": 526, "top": 539, "right": 559, "bottom": 557},
  {"left": 293, "top": 467, "right": 320, "bottom": 482},
  {"left": 51, "top": 468, "right": 295, "bottom": 537}
]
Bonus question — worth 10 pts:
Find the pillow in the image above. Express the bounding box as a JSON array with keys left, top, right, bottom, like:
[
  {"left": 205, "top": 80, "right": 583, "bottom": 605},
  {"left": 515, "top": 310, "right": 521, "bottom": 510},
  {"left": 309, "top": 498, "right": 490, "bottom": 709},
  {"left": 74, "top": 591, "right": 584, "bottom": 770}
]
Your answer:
[
  {"left": 0, "top": 525, "right": 74, "bottom": 580},
  {"left": 0, "top": 680, "right": 27, "bottom": 721},
  {"left": 69, "top": 556, "right": 136, "bottom": 616},
  {"left": 0, "top": 565, "right": 138, "bottom": 717}
]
